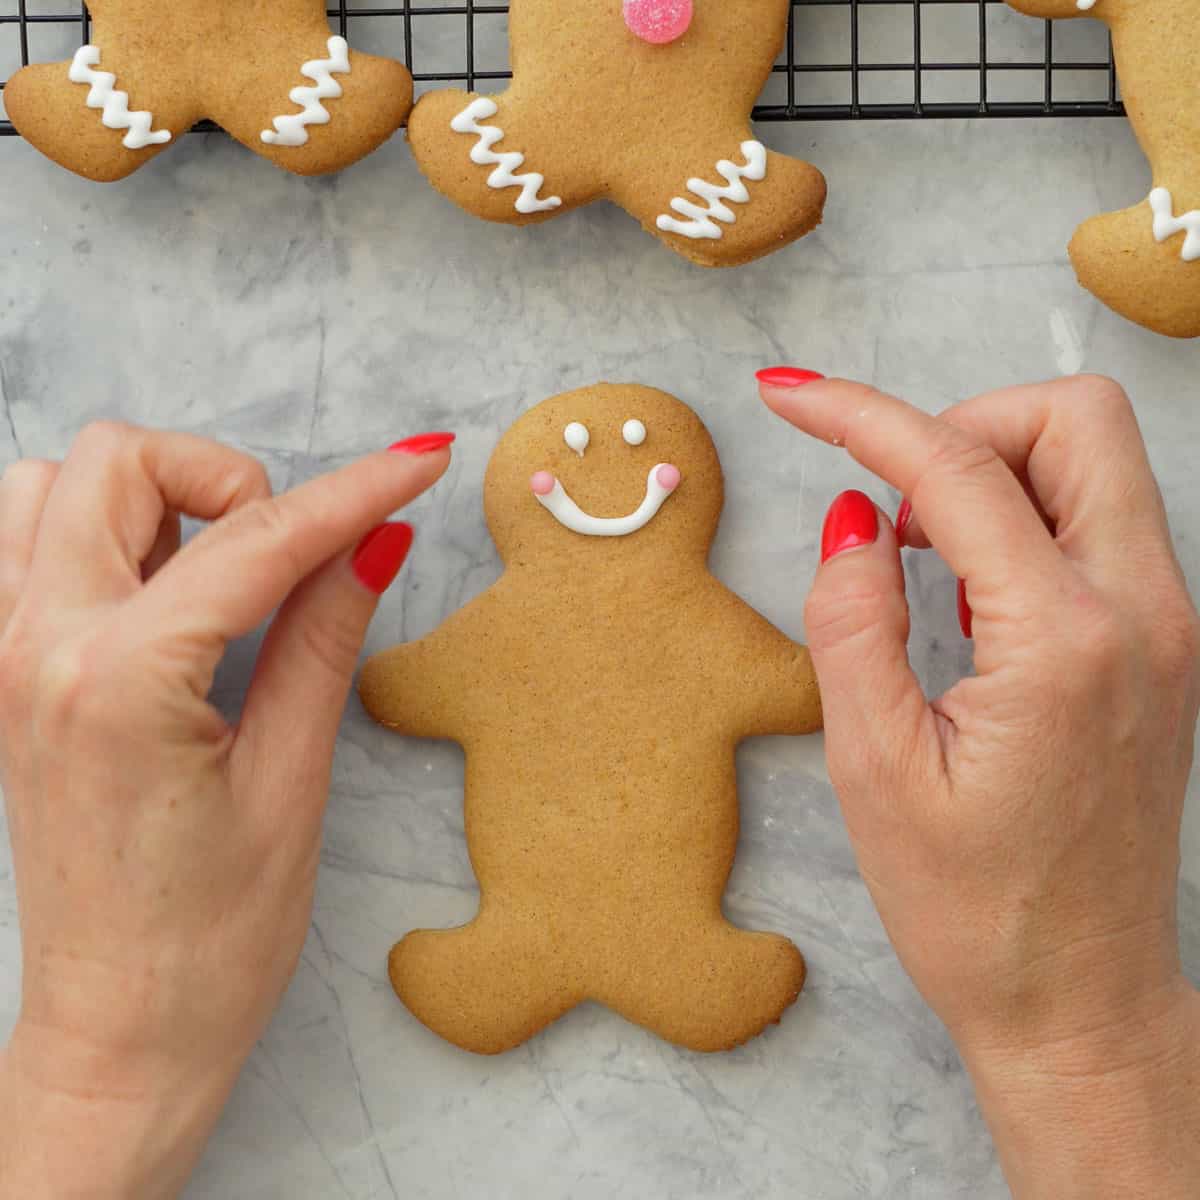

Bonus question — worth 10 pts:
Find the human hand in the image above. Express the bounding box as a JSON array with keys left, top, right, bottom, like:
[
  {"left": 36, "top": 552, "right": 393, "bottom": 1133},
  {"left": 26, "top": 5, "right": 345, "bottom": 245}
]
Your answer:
[
  {"left": 758, "top": 369, "right": 1200, "bottom": 1199},
  {"left": 0, "top": 425, "right": 453, "bottom": 1199}
]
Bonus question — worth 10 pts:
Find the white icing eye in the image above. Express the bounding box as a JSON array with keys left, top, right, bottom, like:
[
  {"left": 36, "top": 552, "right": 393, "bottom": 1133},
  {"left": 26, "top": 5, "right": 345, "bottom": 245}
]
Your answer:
[
  {"left": 622, "top": 419, "right": 647, "bottom": 446},
  {"left": 564, "top": 422, "right": 589, "bottom": 457}
]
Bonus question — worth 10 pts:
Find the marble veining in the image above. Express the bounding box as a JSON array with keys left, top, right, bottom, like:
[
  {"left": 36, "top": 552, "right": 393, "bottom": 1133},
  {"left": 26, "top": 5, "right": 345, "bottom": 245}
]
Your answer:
[{"left": 0, "top": 104, "right": 1197, "bottom": 1200}]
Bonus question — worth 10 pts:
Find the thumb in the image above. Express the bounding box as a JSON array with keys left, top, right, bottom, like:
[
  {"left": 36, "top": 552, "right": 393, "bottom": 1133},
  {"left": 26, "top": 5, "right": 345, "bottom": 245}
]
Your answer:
[
  {"left": 804, "top": 491, "right": 932, "bottom": 798},
  {"left": 234, "top": 521, "right": 414, "bottom": 812}
]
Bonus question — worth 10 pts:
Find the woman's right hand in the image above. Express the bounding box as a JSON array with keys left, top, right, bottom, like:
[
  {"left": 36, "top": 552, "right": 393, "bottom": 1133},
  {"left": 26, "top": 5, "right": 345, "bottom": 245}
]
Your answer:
[{"left": 758, "top": 370, "right": 1200, "bottom": 1199}]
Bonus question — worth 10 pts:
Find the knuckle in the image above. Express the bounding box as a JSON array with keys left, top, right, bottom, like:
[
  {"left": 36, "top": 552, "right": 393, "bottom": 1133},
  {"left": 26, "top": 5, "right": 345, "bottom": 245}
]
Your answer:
[
  {"left": 296, "top": 613, "right": 365, "bottom": 683},
  {"left": 238, "top": 458, "right": 273, "bottom": 502},
  {"left": 1074, "top": 373, "right": 1131, "bottom": 418},
  {"left": 214, "top": 496, "right": 307, "bottom": 577},
  {"left": 805, "top": 579, "right": 894, "bottom": 654},
  {"left": 74, "top": 419, "right": 133, "bottom": 455},
  {"left": 922, "top": 423, "right": 1002, "bottom": 483},
  {"left": 223, "top": 496, "right": 292, "bottom": 543},
  {"left": 34, "top": 636, "right": 111, "bottom": 736},
  {"left": 1069, "top": 607, "right": 1128, "bottom": 678}
]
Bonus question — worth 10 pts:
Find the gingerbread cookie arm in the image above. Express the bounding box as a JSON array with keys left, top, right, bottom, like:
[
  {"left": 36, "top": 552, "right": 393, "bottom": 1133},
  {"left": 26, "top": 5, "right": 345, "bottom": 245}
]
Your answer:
[
  {"left": 710, "top": 590, "right": 823, "bottom": 739},
  {"left": 740, "top": 637, "right": 823, "bottom": 738},
  {"left": 358, "top": 628, "right": 473, "bottom": 743}
]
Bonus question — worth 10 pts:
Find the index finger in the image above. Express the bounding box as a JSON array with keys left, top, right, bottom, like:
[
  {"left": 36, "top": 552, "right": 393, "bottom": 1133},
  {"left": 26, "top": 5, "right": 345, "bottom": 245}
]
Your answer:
[
  {"left": 134, "top": 437, "right": 453, "bottom": 649},
  {"left": 758, "top": 374, "right": 1068, "bottom": 615}
]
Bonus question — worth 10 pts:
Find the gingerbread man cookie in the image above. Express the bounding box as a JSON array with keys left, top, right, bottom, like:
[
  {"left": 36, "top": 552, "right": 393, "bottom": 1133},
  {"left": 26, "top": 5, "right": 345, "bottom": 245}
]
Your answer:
[
  {"left": 4, "top": 2, "right": 413, "bottom": 182},
  {"left": 1007, "top": 0, "right": 1200, "bottom": 337},
  {"left": 406, "top": 0, "right": 827, "bottom": 267},
  {"left": 359, "top": 384, "right": 823, "bottom": 1055}
]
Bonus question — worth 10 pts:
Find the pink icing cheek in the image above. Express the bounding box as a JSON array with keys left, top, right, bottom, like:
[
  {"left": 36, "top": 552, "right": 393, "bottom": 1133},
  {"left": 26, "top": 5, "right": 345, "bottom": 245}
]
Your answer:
[
  {"left": 656, "top": 464, "right": 681, "bottom": 491},
  {"left": 530, "top": 471, "right": 556, "bottom": 496},
  {"left": 623, "top": 0, "right": 694, "bottom": 45}
]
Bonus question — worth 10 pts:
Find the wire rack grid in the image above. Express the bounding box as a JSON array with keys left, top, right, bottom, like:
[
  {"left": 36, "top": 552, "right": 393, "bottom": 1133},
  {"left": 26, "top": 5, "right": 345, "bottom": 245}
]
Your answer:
[{"left": 0, "top": 0, "right": 1124, "bottom": 138}]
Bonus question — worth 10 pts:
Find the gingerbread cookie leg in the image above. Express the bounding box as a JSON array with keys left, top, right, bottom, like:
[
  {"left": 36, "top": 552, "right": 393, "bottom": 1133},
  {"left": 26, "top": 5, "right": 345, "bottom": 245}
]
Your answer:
[
  {"left": 209, "top": 34, "right": 413, "bottom": 176},
  {"left": 389, "top": 914, "right": 585, "bottom": 1055},
  {"left": 599, "top": 923, "right": 806, "bottom": 1052},
  {"left": 4, "top": 51, "right": 194, "bottom": 183},
  {"left": 614, "top": 130, "right": 827, "bottom": 268},
  {"left": 1069, "top": 173, "right": 1200, "bottom": 339},
  {"left": 408, "top": 90, "right": 587, "bottom": 226}
]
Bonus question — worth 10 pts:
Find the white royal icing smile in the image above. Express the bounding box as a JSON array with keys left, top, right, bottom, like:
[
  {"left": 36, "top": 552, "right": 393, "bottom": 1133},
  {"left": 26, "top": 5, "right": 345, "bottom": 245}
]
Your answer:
[
  {"left": 656, "top": 141, "right": 767, "bottom": 240},
  {"left": 261, "top": 36, "right": 352, "bottom": 147},
  {"left": 68, "top": 46, "right": 172, "bottom": 150},
  {"left": 450, "top": 98, "right": 563, "bottom": 214},
  {"left": 1149, "top": 188, "right": 1200, "bottom": 263},
  {"left": 531, "top": 463, "right": 680, "bottom": 537}
]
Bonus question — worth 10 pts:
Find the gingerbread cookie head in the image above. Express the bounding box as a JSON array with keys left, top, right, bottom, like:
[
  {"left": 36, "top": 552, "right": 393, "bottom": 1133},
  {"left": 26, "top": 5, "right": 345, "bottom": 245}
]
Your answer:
[
  {"left": 484, "top": 385, "right": 723, "bottom": 570},
  {"left": 406, "top": 0, "right": 827, "bottom": 267},
  {"left": 5, "top": 2, "right": 413, "bottom": 182},
  {"left": 1006, "top": 0, "right": 1200, "bottom": 337}
]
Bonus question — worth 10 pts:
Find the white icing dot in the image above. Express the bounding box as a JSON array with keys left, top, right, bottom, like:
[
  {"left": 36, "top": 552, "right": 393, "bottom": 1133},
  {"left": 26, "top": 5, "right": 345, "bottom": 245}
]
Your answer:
[
  {"left": 564, "top": 422, "right": 589, "bottom": 456},
  {"left": 622, "top": 419, "right": 647, "bottom": 446}
]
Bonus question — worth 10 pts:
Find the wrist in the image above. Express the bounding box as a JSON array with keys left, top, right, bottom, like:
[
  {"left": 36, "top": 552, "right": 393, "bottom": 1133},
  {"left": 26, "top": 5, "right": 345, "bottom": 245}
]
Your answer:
[
  {"left": 962, "top": 979, "right": 1200, "bottom": 1199},
  {"left": 0, "top": 1018, "right": 239, "bottom": 1200}
]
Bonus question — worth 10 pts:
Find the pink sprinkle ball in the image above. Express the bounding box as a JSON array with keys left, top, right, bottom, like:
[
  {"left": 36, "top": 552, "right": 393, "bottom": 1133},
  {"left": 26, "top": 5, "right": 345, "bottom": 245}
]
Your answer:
[
  {"left": 656, "top": 464, "right": 682, "bottom": 491},
  {"left": 530, "top": 471, "right": 556, "bottom": 496},
  {"left": 623, "top": 0, "right": 694, "bottom": 45}
]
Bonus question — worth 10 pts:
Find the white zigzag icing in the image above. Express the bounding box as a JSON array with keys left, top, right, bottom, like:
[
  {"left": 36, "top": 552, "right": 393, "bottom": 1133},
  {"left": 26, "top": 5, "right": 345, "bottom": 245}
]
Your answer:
[
  {"left": 68, "top": 46, "right": 172, "bottom": 151},
  {"left": 449, "top": 98, "right": 562, "bottom": 214},
  {"left": 656, "top": 141, "right": 768, "bottom": 241},
  {"left": 261, "top": 36, "right": 351, "bottom": 147},
  {"left": 1149, "top": 187, "right": 1200, "bottom": 263}
]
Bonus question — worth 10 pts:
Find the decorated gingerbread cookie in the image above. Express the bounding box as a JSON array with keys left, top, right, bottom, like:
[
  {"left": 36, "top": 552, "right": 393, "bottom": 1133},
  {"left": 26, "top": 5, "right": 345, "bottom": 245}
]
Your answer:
[
  {"left": 1007, "top": 0, "right": 1200, "bottom": 337},
  {"left": 406, "top": 0, "right": 827, "bottom": 267},
  {"left": 359, "top": 384, "right": 823, "bottom": 1055},
  {"left": 4, "top": 2, "right": 413, "bottom": 182}
]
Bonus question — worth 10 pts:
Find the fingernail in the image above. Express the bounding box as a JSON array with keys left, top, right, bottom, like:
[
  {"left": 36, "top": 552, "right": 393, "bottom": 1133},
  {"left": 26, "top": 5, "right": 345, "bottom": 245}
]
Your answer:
[
  {"left": 958, "top": 579, "right": 974, "bottom": 639},
  {"left": 821, "top": 490, "right": 879, "bottom": 564},
  {"left": 352, "top": 522, "right": 414, "bottom": 595},
  {"left": 895, "top": 498, "right": 913, "bottom": 540},
  {"left": 388, "top": 432, "right": 456, "bottom": 455},
  {"left": 756, "top": 367, "right": 825, "bottom": 388}
]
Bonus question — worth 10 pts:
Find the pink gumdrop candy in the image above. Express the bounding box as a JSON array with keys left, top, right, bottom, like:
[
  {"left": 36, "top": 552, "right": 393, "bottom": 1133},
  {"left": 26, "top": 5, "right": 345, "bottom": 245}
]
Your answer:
[
  {"left": 623, "top": 0, "right": 693, "bottom": 45},
  {"left": 656, "top": 464, "right": 681, "bottom": 491},
  {"left": 530, "top": 471, "right": 556, "bottom": 496}
]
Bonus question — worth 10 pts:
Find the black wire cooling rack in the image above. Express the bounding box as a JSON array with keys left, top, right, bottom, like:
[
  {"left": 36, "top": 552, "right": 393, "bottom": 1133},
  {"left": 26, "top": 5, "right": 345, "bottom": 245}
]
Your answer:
[{"left": 0, "top": 0, "right": 1124, "bottom": 138}]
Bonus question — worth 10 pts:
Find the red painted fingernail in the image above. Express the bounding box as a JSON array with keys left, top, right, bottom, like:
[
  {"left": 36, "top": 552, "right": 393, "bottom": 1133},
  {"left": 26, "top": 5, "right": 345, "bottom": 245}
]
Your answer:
[
  {"left": 821, "top": 490, "right": 879, "bottom": 564},
  {"left": 895, "top": 498, "right": 913, "bottom": 541},
  {"left": 352, "top": 523, "right": 414, "bottom": 595},
  {"left": 958, "top": 579, "right": 973, "bottom": 639},
  {"left": 756, "top": 367, "right": 826, "bottom": 388},
  {"left": 388, "top": 432, "right": 456, "bottom": 455}
]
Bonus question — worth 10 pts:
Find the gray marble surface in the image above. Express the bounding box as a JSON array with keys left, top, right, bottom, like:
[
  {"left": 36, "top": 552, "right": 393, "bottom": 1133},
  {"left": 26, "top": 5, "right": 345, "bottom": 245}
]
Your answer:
[{"left": 1, "top": 88, "right": 1198, "bottom": 1200}]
